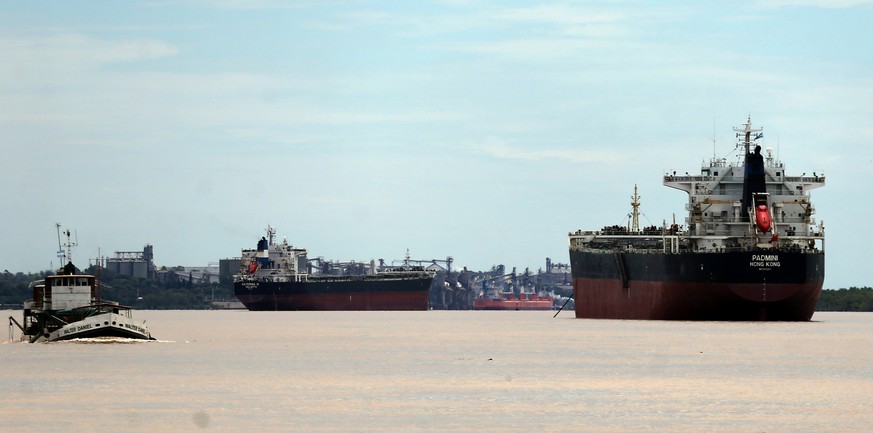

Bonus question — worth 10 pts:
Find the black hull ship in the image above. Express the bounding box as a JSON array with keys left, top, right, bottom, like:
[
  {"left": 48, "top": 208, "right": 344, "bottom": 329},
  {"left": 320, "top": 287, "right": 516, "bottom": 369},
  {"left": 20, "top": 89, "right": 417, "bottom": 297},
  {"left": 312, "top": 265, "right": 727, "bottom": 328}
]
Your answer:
[
  {"left": 234, "top": 227, "right": 434, "bottom": 311},
  {"left": 568, "top": 118, "right": 825, "bottom": 321}
]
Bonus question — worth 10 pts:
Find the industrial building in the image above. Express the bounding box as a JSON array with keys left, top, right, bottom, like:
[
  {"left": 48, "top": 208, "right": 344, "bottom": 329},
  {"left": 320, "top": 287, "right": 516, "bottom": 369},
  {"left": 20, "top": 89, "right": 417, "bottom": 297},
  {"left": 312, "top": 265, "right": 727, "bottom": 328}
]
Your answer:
[{"left": 105, "top": 245, "right": 156, "bottom": 280}]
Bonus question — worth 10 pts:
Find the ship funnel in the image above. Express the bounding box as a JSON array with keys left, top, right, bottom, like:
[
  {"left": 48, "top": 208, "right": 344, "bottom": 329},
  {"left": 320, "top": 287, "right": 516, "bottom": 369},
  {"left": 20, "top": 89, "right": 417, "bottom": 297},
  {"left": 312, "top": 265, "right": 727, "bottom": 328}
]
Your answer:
[
  {"left": 742, "top": 145, "right": 767, "bottom": 220},
  {"left": 735, "top": 119, "right": 766, "bottom": 220}
]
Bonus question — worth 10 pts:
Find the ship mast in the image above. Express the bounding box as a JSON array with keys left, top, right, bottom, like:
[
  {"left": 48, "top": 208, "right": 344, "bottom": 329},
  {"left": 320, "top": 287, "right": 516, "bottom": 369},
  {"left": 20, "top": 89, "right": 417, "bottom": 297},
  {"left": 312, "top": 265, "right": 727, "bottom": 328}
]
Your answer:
[
  {"left": 630, "top": 184, "right": 640, "bottom": 234},
  {"left": 265, "top": 224, "right": 276, "bottom": 246},
  {"left": 55, "top": 223, "right": 78, "bottom": 265},
  {"left": 733, "top": 116, "right": 763, "bottom": 154}
]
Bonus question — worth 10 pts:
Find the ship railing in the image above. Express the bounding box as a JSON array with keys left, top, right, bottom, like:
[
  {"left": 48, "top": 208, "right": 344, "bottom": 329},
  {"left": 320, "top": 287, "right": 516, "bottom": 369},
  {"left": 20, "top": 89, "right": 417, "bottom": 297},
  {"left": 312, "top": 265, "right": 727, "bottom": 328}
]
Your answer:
[
  {"left": 571, "top": 233, "right": 824, "bottom": 255},
  {"left": 575, "top": 243, "right": 823, "bottom": 255}
]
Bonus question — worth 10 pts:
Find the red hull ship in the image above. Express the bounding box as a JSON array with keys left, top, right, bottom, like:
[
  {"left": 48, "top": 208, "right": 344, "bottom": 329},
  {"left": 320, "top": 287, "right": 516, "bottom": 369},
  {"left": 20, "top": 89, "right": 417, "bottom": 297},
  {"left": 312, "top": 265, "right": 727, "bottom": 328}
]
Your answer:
[
  {"left": 568, "top": 118, "right": 825, "bottom": 321},
  {"left": 472, "top": 267, "right": 554, "bottom": 310},
  {"left": 472, "top": 295, "right": 553, "bottom": 310}
]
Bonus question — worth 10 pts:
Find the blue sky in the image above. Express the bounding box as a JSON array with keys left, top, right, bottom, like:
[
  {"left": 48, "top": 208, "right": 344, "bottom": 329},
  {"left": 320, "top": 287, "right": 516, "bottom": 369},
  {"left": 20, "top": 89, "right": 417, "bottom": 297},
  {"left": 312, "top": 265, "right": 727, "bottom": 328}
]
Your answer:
[{"left": 1, "top": 1, "right": 871, "bottom": 289}]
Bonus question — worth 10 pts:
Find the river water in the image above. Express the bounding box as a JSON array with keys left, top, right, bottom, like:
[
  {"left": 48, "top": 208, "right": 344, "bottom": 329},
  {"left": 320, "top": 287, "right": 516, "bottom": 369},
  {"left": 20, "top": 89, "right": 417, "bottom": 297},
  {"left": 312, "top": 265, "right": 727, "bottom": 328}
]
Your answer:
[{"left": 2, "top": 310, "right": 872, "bottom": 432}]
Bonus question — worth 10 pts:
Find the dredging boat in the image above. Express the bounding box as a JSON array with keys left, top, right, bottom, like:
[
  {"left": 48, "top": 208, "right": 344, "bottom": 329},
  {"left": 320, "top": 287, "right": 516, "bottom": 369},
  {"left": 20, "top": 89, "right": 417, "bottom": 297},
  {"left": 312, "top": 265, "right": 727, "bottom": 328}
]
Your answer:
[
  {"left": 234, "top": 226, "right": 435, "bottom": 311},
  {"left": 568, "top": 117, "right": 825, "bottom": 320},
  {"left": 9, "top": 226, "right": 154, "bottom": 342}
]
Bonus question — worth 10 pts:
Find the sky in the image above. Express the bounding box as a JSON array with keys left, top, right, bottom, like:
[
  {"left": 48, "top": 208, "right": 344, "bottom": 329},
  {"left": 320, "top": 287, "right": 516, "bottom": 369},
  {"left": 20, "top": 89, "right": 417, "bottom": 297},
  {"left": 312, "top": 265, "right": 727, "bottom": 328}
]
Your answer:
[{"left": 1, "top": 1, "right": 871, "bottom": 289}]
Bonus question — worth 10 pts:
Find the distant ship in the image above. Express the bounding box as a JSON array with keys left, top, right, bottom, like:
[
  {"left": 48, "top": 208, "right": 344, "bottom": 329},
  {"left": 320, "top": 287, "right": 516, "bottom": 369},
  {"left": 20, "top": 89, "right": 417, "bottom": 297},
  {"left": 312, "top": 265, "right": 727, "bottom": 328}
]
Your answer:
[
  {"left": 234, "top": 226, "right": 435, "bottom": 311},
  {"left": 568, "top": 118, "right": 825, "bottom": 320},
  {"left": 472, "top": 268, "right": 554, "bottom": 310},
  {"left": 9, "top": 226, "right": 154, "bottom": 342},
  {"left": 472, "top": 295, "right": 553, "bottom": 311}
]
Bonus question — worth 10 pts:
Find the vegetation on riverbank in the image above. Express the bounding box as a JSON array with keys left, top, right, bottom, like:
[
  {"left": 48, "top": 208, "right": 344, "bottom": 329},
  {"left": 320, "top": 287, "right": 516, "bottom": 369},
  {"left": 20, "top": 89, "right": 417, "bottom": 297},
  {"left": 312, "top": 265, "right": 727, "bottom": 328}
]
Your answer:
[
  {"left": 816, "top": 287, "right": 873, "bottom": 312},
  {"left": 1, "top": 268, "right": 870, "bottom": 311},
  {"left": 0, "top": 267, "right": 233, "bottom": 309}
]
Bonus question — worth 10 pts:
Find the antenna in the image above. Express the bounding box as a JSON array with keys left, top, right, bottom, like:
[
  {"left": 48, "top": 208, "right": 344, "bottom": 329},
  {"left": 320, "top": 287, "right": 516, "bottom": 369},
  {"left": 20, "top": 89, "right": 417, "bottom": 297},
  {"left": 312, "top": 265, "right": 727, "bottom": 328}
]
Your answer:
[
  {"left": 265, "top": 224, "right": 275, "bottom": 245},
  {"left": 55, "top": 223, "right": 78, "bottom": 265},
  {"left": 712, "top": 119, "right": 717, "bottom": 160},
  {"left": 733, "top": 116, "right": 762, "bottom": 154}
]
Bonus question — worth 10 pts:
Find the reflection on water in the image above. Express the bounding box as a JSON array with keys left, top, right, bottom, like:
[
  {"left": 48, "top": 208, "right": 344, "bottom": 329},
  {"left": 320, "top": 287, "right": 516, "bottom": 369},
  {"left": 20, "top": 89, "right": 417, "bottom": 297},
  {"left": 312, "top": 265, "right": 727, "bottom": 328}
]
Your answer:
[{"left": 2, "top": 310, "right": 872, "bottom": 432}]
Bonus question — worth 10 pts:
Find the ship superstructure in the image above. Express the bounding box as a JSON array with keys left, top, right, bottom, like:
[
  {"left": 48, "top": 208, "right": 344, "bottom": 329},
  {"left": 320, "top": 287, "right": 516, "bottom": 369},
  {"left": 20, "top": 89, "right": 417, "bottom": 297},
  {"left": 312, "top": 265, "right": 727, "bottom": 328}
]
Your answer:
[
  {"left": 568, "top": 118, "right": 825, "bottom": 320},
  {"left": 663, "top": 119, "right": 824, "bottom": 251}
]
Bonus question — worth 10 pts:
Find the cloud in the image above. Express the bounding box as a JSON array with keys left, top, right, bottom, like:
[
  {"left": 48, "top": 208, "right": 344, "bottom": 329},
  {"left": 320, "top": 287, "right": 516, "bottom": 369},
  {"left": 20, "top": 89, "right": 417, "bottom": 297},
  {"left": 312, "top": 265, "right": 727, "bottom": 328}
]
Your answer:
[
  {"left": 756, "top": 0, "right": 873, "bottom": 8},
  {"left": 472, "top": 137, "right": 619, "bottom": 164},
  {"left": 0, "top": 34, "right": 178, "bottom": 72},
  {"left": 492, "top": 4, "right": 626, "bottom": 29}
]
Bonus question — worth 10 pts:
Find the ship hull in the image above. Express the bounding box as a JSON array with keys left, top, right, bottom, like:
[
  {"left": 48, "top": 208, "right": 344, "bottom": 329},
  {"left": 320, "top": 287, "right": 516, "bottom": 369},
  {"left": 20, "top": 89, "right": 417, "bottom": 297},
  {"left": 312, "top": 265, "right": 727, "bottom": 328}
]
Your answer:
[
  {"left": 49, "top": 312, "right": 153, "bottom": 342},
  {"left": 570, "top": 250, "right": 824, "bottom": 321},
  {"left": 234, "top": 276, "right": 433, "bottom": 311}
]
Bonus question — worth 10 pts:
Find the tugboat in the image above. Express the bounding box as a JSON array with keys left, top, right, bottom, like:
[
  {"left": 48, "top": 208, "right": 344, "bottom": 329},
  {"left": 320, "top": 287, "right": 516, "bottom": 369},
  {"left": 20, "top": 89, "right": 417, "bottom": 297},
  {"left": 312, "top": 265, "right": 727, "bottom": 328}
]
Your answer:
[
  {"left": 8, "top": 225, "right": 154, "bottom": 342},
  {"left": 234, "top": 226, "right": 435, "bottom": 311},
  {"left": 568, "top": 118, "right": 825, "bottom": 321}
]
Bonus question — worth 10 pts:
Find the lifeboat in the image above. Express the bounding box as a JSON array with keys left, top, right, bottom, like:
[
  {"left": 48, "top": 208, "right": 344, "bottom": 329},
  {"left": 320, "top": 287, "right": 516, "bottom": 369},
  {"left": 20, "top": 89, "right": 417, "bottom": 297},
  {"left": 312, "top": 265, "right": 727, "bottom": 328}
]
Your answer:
[
  {"left": 755, "top": 204, "right": 771, "bottom": 233},
  {"left": 248, "top": 260, "right": 259, "bottom": 274}
]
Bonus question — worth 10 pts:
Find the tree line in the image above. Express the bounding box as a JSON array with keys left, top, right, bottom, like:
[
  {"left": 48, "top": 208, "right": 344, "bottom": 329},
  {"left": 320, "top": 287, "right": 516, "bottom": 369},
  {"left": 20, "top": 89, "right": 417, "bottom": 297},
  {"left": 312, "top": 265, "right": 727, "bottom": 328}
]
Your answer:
[
  {"left": 0, "top": 267, "right": 234, "bottom": 310},
  {"left": 1, "top": 269, "right": 871, "bottom": 311},
  {"left": 816, "top": 287, "right": 873, "bottom": 312}
]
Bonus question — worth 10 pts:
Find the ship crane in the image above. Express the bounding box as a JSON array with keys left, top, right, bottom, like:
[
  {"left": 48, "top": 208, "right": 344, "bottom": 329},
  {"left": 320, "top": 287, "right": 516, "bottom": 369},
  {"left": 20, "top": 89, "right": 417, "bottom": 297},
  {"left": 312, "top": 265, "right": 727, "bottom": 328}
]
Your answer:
[
  {"left": 474, "top": 271, "right": 516, "bottom": 298},
  {"left": 386, "top": 255, "right": 454, "bottom": 273},
  {"left": 308, "top": 257, "right": 371, "bottom": 276},
  {"left": 629, "top": 184, "right": 641, "bottom": 233},
  {"left": 473, "top": 267, "right": 540, "bottom": 299}
]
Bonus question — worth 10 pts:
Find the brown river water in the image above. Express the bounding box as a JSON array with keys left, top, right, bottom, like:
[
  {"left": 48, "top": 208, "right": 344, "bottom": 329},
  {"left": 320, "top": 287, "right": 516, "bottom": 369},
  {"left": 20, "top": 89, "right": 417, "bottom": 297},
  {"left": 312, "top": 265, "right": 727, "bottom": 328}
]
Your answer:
[{"left": 2, "top": 310, "right": 872, "bottom": 432}]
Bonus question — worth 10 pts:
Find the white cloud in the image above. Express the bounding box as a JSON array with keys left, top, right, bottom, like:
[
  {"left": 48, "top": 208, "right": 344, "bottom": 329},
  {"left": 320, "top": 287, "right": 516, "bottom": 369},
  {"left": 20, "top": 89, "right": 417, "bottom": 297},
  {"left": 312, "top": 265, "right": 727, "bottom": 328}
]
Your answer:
[
  {"left": 0, "top": 34, "right": 178, "bottom": 73},
  {"left": 756, "top": 0, "right": 873, "bottom": 8},
  {"left": 492, "top": 4, "right": 625, "bottom": 28},
  {"left": 472, "top": 137, "right": 619, "bottom": 164}
]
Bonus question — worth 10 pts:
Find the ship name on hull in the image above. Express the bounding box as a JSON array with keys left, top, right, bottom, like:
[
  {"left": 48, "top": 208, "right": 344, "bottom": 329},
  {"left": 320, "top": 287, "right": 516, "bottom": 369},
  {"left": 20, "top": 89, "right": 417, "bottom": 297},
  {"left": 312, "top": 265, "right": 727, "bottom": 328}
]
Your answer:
[{"left": 750, "top": 254, "right": 780, "bottom": 269}]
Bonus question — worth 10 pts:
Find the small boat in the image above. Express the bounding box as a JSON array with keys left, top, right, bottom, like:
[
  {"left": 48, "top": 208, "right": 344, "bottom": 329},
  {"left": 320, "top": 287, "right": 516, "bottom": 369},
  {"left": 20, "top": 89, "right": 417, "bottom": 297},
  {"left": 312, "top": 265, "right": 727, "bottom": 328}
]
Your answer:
[{"left": 8, "top": 226, "right": 154, "bottom": 343}]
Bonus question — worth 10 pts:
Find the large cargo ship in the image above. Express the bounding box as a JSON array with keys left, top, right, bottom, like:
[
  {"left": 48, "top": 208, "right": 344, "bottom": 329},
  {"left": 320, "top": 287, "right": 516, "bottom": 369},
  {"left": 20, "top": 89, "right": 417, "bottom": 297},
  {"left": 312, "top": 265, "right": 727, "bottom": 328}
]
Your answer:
[
  {"left": 568, "top": 118, "right": 825, "bottom": 320},
  {"left": 234, "top": 227, "right": 435, "bottom": 311}
]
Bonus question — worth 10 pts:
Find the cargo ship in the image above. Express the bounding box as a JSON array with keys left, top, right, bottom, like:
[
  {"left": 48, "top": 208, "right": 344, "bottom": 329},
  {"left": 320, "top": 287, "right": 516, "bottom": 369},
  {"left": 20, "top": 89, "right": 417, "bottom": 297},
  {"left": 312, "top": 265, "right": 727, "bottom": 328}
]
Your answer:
[
  {"left": 8, "top": 226, "right": 154, "bottom": 342},
  {"left": 568, "top": 118, "right": 825, "bottom": 321},
  {"left": 233, "top": 226, "right": 435, "bottom": 311}
]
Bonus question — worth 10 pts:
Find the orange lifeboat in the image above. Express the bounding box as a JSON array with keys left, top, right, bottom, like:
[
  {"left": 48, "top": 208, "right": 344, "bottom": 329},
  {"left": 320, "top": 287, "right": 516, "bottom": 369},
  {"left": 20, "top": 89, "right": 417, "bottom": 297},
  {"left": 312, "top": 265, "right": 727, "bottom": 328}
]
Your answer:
[
  {"left": 248, "top": 260, "right": 259, "bottom": 274},
  {"left": 755, "top": 204, "right": 771, "bottom": 233}
]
